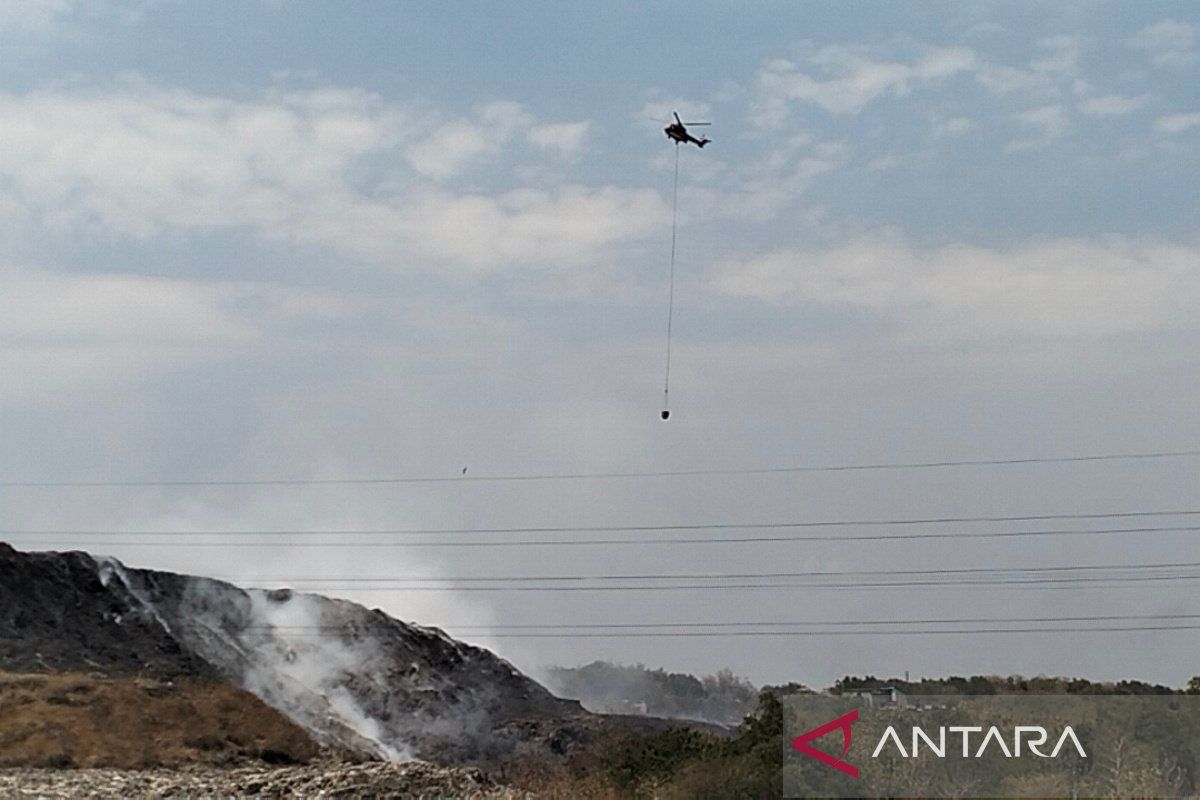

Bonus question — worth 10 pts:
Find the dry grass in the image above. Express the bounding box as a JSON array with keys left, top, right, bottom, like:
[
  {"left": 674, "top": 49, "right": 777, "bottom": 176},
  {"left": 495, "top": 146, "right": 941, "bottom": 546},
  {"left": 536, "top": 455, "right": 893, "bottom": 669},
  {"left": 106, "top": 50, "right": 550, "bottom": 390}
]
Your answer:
[{"left": 0, "top": 671, "right": 318, "bottom": 769}]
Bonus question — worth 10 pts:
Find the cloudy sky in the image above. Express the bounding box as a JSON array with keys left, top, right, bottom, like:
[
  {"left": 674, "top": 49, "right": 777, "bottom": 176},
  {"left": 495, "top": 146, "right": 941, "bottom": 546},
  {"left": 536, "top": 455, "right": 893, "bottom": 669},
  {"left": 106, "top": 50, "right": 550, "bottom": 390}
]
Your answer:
[{"left": 2, "top": 0, "right": 1199, "bottom": 688}]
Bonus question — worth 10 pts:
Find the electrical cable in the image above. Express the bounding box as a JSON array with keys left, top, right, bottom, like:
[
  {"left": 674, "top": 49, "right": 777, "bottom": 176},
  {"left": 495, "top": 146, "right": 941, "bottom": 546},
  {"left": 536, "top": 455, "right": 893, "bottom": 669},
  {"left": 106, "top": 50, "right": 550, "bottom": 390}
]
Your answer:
[{"left": 4, "top": 449, "right": 1197, "bottom": 487}]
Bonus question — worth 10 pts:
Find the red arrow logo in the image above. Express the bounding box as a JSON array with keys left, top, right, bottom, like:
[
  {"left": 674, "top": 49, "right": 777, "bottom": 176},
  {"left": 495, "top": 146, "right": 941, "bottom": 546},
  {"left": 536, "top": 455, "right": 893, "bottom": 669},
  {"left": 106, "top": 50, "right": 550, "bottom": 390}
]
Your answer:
[{"left": 790, "top": 708, "right": 859, "bottom": 778}]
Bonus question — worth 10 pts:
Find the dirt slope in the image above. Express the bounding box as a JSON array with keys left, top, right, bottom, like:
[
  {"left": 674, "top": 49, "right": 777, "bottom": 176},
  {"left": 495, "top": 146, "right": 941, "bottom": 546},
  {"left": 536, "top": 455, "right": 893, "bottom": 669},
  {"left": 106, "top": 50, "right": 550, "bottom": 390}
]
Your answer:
[{"left": 0, "top": 545, "right": 215, "bottom": 679}]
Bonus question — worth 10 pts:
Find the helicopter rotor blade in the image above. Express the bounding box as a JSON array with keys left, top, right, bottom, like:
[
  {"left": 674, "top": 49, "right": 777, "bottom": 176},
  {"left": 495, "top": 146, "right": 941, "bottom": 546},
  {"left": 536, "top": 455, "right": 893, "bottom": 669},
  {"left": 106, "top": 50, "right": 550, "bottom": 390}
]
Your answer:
[{"left": 683, "top": 122, "right": 711, "bottom": 126}]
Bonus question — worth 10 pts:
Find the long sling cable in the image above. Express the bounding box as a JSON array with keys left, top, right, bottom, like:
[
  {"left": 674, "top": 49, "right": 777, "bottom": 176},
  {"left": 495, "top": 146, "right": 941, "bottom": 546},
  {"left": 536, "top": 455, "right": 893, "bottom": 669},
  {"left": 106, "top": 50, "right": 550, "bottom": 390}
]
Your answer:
[{"left": 662, "top": 143, "right": 680, "bottom": 420}]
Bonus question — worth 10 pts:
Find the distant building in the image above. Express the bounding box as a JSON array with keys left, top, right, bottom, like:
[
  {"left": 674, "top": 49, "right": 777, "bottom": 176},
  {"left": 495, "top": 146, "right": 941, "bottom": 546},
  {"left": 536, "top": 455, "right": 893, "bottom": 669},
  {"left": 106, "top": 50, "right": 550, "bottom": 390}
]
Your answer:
[{"left": 854, "top": 686, "right": 907, "bottom": 708}]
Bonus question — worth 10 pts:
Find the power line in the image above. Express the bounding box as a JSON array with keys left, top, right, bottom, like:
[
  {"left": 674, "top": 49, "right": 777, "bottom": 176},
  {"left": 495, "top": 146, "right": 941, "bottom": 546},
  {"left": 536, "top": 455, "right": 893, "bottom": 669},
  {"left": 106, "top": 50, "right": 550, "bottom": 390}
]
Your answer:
[
  {"left": 2, "top": 448, "right": 1197, "bottom": 487},
  {"left": 15, "top": 524, "right": 1198, "bottom": 548},
  {"left": 424, "top": 624, "right": 1200, "bottom": 638},
  {"left": 6, "top": 508, "right": 1200, "bottom": 537},
  {"left": 250, "top": 612, "right": 1200, "bottom": 630},
  {"left": 229, "top": 625, "right": 1200, "bottom": 639},
  {"left": 222, "top": 559, "right": 1200, "bottom": 584},
  {"left": 227, "top": 573, "right": 1200, "bottom": 592}
]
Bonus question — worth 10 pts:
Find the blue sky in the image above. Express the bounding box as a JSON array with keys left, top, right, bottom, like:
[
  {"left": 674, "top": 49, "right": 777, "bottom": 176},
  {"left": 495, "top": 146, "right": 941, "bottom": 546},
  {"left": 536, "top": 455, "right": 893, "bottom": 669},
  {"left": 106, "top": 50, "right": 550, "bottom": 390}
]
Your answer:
[{"left": 2, "top": 1, "right": 1199, "bottom": 688}]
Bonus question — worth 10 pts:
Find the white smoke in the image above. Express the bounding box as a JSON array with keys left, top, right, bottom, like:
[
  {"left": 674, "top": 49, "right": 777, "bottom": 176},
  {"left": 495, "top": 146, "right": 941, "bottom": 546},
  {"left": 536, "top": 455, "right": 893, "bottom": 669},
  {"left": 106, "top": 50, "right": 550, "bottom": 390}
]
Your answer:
[
  {"left": 93, "top": 555, "right": 173, "bottom": 633},
  {"left": 233, "top": 589, "right": 411, "bottom": 761}
]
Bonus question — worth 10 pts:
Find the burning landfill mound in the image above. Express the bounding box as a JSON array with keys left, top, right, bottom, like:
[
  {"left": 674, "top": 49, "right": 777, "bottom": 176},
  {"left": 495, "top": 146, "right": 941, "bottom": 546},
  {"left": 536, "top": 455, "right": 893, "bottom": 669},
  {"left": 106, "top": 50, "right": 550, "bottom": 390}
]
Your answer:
[
  {"left": 0, "top": 542, "right": 673, "bottom": 787},
  {"left": 94, "top": 554, "right": 585, "bottom": 765}
]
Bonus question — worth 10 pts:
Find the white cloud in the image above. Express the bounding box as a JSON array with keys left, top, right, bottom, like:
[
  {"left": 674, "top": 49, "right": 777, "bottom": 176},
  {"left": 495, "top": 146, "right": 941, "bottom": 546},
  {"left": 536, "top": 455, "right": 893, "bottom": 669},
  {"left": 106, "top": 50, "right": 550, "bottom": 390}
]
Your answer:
[
  {"left": 0, "top": 269, "right": 251, "bottom": 343},
  {"left": 406, "top": 102, "right": 590, "bottom": 172},
  {"left": 0, "top": 83, "right": 400, "bottom": 236},
  {"left": 976, "top": 35, "right": 1085, "bottom": 97},
  {"left": 1154, "top": 112, "right": 1200, "bottom": 134},
  {"left": 931, "top": 116, "right": 974, "bottom": 137},
  {"left": 0, "top": 0, "right": 75, "bottom": 33},
  {"left": 1130, "top": 19, "right": 1197, "bottom": 67},
  {"left": 0, "top": 0, "right": 157, "bottom": 39},
  {"left": 975, "top": 64, "right": 1057, "bottom": 95},
  {"left": 0, "top": 267, "right": 255, "bottom": 400},
  {"left": 405, "top": 121, "right": 492, "bottom": 179},
  {"left": 867, "top": 153, "right": 902, "bottom": 171},
  {"left": 476, "top": 100, "right": 534, "bottom": 133},
  {"left": 1008, "top": 104, "right": 1070, "bottom": 151},
  {"left": 0, "top": 83, "right": 653, "bottom": 273},
  {"left": 0, "top": 262, "right": 366, "bottom": 403},
  {"left": 404, "top": 102, "right": 540, "bottom": 179},
  {"left": 1078, "top": 94, "right": 1148, "bottom": 117},
  {"left": 710, "top": 235, "right": 1200, "bottom": 338},
  {"left": 392, "top": 185, "right": 665, "bottom": 270},
  {"left": 1030, "top": 34, "right": 1084, "bottom": 75},
  {"left": 527, "top": 121, "right": 590, "bottom": 156},
  {"left": 752, "top": 45, "right": 976, "bottom": 120},
  {"left": 677, "top": 137, "right": 845, "bottom": 224}
]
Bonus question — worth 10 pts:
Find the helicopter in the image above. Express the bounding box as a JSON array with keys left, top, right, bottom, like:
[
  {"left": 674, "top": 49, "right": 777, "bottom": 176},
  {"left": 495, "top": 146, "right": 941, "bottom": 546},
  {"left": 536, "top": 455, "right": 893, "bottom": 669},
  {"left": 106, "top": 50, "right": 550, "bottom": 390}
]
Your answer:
[{"left": 663, "top": 112, "right": 710, "bottom": 148}]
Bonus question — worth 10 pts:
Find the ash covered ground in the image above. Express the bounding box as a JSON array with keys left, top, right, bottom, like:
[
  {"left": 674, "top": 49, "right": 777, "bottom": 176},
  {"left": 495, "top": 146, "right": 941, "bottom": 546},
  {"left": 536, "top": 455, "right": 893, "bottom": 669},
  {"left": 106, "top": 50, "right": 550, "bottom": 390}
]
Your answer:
[{"left": 0, "top": 761, "right": 523, "bottom": 799}]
